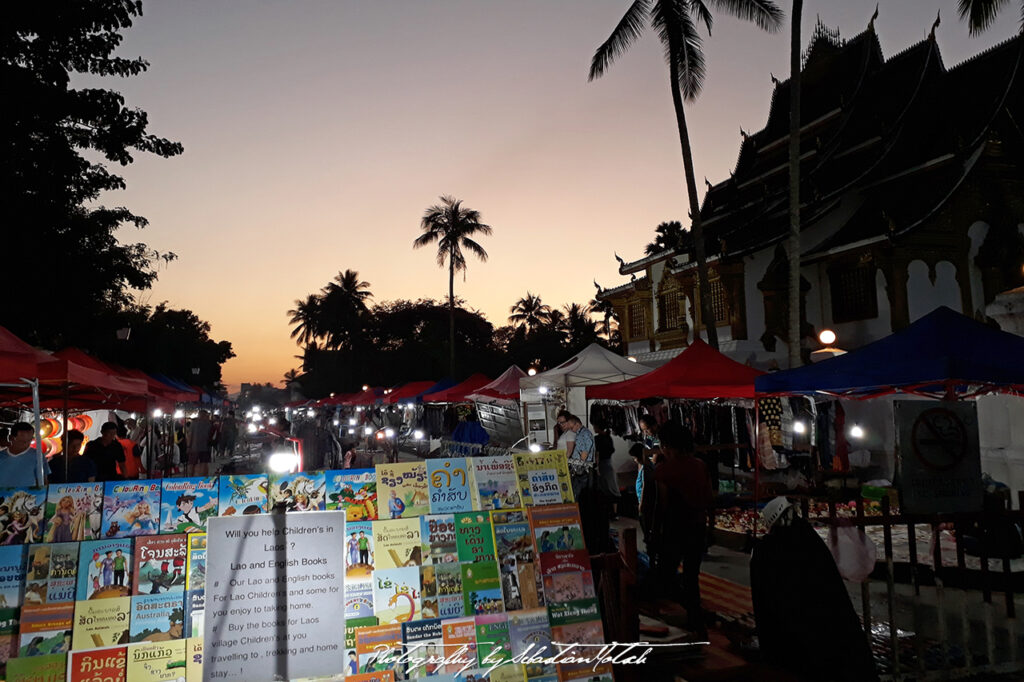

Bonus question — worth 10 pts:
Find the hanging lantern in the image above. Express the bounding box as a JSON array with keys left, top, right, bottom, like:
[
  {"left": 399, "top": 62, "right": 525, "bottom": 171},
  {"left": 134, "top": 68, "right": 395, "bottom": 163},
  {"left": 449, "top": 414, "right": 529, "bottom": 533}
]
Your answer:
[
  {"left": 69, "top": 416, "right": 83, "bottom": 432},
  {"left": 45, "top": 438, "right": 62, "bottom": 456},
  {"left": 46, "top": 417, "right": 63, "bottom": 438},
  {"left": 39, "top": 420, "right": 54, "bottom": 438},
  {"left": 79, "top": 414, "right": 94, "bottom": 430}
]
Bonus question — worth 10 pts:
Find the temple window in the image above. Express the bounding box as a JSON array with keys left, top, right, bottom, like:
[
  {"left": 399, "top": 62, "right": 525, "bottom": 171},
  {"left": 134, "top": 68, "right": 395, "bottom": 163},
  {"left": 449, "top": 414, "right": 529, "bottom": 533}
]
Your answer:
[{"left": 829, "top": 262, "right": 877, "bottom": 322}]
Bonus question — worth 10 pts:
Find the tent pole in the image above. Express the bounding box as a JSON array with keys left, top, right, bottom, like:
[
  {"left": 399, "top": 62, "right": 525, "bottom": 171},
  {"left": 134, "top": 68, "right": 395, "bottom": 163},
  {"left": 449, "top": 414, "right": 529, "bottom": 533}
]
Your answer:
[
  {"left": 753, "top": 397, "right": 760, "bottom": 539},
  {"left": 31, "top": 379, "right": 44, "bottom": 487},
  {"left": 63, "top": 386, "right": 69, "bottom": 482}
]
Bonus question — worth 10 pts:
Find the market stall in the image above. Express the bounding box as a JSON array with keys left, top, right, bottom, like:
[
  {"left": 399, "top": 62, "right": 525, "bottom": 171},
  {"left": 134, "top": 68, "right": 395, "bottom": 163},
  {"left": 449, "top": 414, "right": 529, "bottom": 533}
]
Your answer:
[{"left": 466, "top": 365, "right": 527, "bottom": 446}]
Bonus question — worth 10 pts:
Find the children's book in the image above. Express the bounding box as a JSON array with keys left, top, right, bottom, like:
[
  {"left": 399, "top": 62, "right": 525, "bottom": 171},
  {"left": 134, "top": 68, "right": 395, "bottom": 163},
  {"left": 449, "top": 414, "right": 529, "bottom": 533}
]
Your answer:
[
  {"left": 101, "top": 481, "right": 160, "bottom": 538},
  {"left": 434, "top": 563, "right": 464, "bottom": 619},
  {"left": 184, "top": 589, "right": 204, "bottom": 638},
  {"left": 355, "top": 623, "right": 403, "bottom": 675},
  {"left": 45, "top": 482, "right": 104, "bottom": 542},
  {"left": 45, "top": 543, "right": 79, "bottom": 604},
  {"left": 24, "top": 544, "right": 52, "bottom": 607},
  {"left": 345, "top": 616, "right": 379, "bottom": 678},
  {"left": 372, "top": 518, "right": 422, "bottom": 569},
  {"left": 557, "top": 663, "right": 613, "bottom": 682},
  {"left": 18, "top": 602, "right": 73, "bottom": 657},
  {"left": 186, "top": 637, "right": 202, "bottom": 682},
  {"left": 0, "top": 545, "right": 27, "bottom": 608},
  {"left": 512, "top": 450, "right": 574, "bottom": 506},
  {"left": 541, "top": 572, "right": 594, "bottom": 604},
  {"left": 159, "top": 477, "right": 218, "bottom": 533},
  {"left": 402, "top": 617, "right": 444, "bottom": 678},
  {"left": 327, "top": 468, "right": 378, "bottom": 521},
  {"left": 0, "top": 486, "right": 47, "bottom": 544},
  {"left": 461, "top": 562, "right": 504, "bottom": 616},
  {"left": 124, "top": 639, "right": 187, "bottom": 681},
  {"left": 217, "top": 473, "right": 268, "bottom": 516},
  {"left": 185, "top": 533, "right": 206, "bottom": 591},
  {"left": 421, "top": 514, "right": 458, "bottom": 565},
  {"left": 268, "top": 470, "right": 327, "bottom": 512},
  {"left": 128, "top": 593, "right": 184, "bottom": 643},
  {"left": 346, "top": 582, "right": 375, "bottom": 621},
  {"left": 427, "top": 458, "right": 474, "bottom": 514},
  {"left": 473, "top": 614, "right": 511, "bottom": 667},
  {"left": 373, "top": 566, "right": 422, "bottom": 625},
  {"left": 507, "top": 607, "right": 555, "bottom": 679},
  {"left": 528, "top": 505, "right": 589, "bottom": 576},
  {"left": 6, "top": 652, "right": 66, "bottom": 680},
  {"left": 493, "top": 512, "right": 541, "bottom": 611},
  {"left": 441, "top": 616, "right": 479, "bottom": 674},
  {"left": 419, "top": 564, "right": 439, "bottom": 620},
  {"left": 76, "top": 539, "right": 132, "bottom": 600},
  {"left": 132, "top": 535, "right": 187, "bottom": 596},
  {"left": 0, "top": 606, "right": 17, "bottom": 680},
  {"left": 346, "top": 520, "right": 375, "bottom": 582},
  {"left": 347, "top": 671, "right": 396, "bottom": 682},
  {"left": 469, "top": 457, "right": 520, "bottom": 511},
  {"left": 377, "top": 462, "right": 430, "bottom": 519},
  {"left": 68, "top": 646, "right": 127, "bottom": 682},
  {"left": 547, "top": 599, "right": 604, "bottom": 650},
  {"left": 70, "top": 597, "right": 130, "bottom": 649},
  {"left": 455, "top": 512, "right": 496, "bottom": 564}
]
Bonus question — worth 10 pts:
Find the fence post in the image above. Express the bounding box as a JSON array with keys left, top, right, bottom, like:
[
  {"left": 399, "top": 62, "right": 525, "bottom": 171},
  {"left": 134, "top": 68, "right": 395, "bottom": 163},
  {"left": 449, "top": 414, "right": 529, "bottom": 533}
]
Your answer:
[
  {"left": 882, "top": 497, "right": 900, "bottom": 676},
  {"left": 856, "top": 497, "right": 872, "bottom": 650}
]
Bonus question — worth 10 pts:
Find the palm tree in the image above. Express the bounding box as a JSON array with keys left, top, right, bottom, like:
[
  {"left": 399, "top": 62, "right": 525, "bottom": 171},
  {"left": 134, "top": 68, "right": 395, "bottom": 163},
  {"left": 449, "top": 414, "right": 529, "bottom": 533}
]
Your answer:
[
  {"left": 644, "top": 220, "right": 685, "bottom": 255},
  {"left": 958, "top": 0, "right": 1023, "bottom": 34},
  {"left": 787, "top": 0, "right": 803, "bottom": 369},
  {"left": 281, "top": 368, "right": 301, "bottom": 386},
  {"left": 508, "top": 292, "right": 553, "bottom": 333},
  {"left": 561, "top": 303, "right": 600, "bottom": 349},
  {"left": 413, "top": 195, "right": 492, "bottom": 376},
  {"left": 287, "top": 294, "right": 322, "bottom": 346},
  {"left": 590, "top": 0, "right": 783, "bottom": 350},
  {"left": 588, "top": 297, "right": 618, "bottom": 339},
  {"left": 319, "top": 269, "right": 373, "bottom": 351}
]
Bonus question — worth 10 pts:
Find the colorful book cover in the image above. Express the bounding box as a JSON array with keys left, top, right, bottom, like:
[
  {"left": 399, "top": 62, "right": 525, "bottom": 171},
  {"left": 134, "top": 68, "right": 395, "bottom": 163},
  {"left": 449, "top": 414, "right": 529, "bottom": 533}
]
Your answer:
[
  {"left": 0, "top": 545, "right": 27, "bottom": 608},
  {"left": 346, "top": 582, "right": 375, "bottom": 620},
  {"left": 186, "top": 637, "right": 202, "bottom": 682},
  {"left": 347, "top": 671, "right": 396, "bottom": 682},
  {"left": 512, "top": 450, "right": 574, "bottom": 506},
  {"left": 68, "top": 646, "right": 127, "bottom": 682},
  {"left": 557, "top": 663, "right": 613, "bottom": 682},
  {"left": 427, "top": 458, "right": 474, "bottom": 514},
  {"left": 0, "top": 607, "right": 17, "bottom": 680},
  {"left": 185, "top": 533, "right": 207, "bottom": 591},
  {"left": 345, "top": 616, "right": 379, "bottom": 677},
  {"left": 128, "top": 593, "right": 184, "bottom": 643},
  {"left": 184, "top": 589, "right": 204, "bottom": 638},
  {"left": 346, "top": 520, "right": 375, "bottom": 582},
  {"left": 373, "top": 566, "right": 422, "bottom": 625},
  {"left": 268, "top": 470, "right": 327, "bottom": 512},
  {"left": 45, "top": 482, "right": 104, "bottom": 542},
  {"left": 159, "top": 477, "right": 218, "bottom": 533},
  {"left": 547, "top": 599, "right": 603, "bottom": 648},
  {"left": 421, "top": 514, "right": 458, "bottom": 565},
  {"left": 124, "top": 639, "right": 187, "bottom": 681},
  {"left": 101, "top": 481, "right": 160, "bottom": 538},
  {"left": 537, "top": 551, "right": 591, "bottom": 577},
  {"left": 6, "top": 652, "right": 66, "bottom": 681},
  {"left": 529, "top": 505, "right": 589, "bottom": 577},
  {"left": 327, "top": 468, "right": 378, "bottom": 521},
  {"left": 507, "top": 607, "right": 555, "bottom": 679},
  {"left": 45, "top": 543, "right": 79, "bottom": 604},
  {"left": 71, "top": 597, "right": 130, "bottom": 649},
  {"left": 402, "top": 617, "right": 444, "bottom": 677},
  {"left": 132, "top": 534, "right": 187, "bottom": 595},
  {"left": 541, "top": 572, "right": 595, "bottom": 604},
  {"left": 0, "top": 486, "right": 48, "bottom": 544},
  {"left": 76, "top": 539, "right": 132, "bottom": 600},
  {"left": 217, "top": 473, "right": 268, "bottom": 516},
  {"left": 420, "top": 564, "right": 439, "bottom": 620},
  {"left": 455, "top": 512, "right": 496, "bottom": 564},
  {"left": 24, "top": 544, "right": 52, "bottom": 607},
  {"left": 355, "top": 623, "right": 402, "bottom": 675},
  {"left": 470, "top": 457, "right": 520, "bottom": 511},
  {"left": 474, "top": 613, "right": 511, "bottom": 667},
  {"left": 435, "top": 563, "right": 465, "bottom": 619},
  {"left": 377, "top": 462, "right": 430, "bottom": 519},
  {"left": 442, "top": 616, "right": 479, "bottom": 674},
  {"left": 372, "top": 518, "right": 422, "bottom": 569},
  {"left": 461, "top": 562, "right": 504, "bottom": 616},
  {"left": 493, "top": 512, "right": 541, "bottom": 610},
  {"left": 18, "top": 602, "right": 73, "bottom": 657}
]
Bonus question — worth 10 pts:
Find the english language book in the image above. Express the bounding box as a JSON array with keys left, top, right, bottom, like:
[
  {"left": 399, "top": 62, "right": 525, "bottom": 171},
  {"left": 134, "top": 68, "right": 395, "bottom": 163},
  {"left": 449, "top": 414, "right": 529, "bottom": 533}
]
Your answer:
[
  {"left": 377, "top": 462, "right": 430, "bottom": 519},
  {"left": 346, "top": 520, "right": 375, "bottom": 582},
  {"left": 373, "top": 518, "right": 422, "bottom": 569},
  {"left": 68, "top": 646, "right": 127, "bottom": 682},
  {"left": 217, "top": 473, "right": 268, "bottom": 516},
  {"left": 401, "top": 617, "right": 444, "bottom": 677},
  {"left": 493, "top": 510, "right": 541, "bottom": 610},
  {"left": 507, "top": 607, "right": 555, "bottom": 679},
  {"left": 473, "top": 613, "right": 511, "bottom": 667},
  {"left": 328, "top": 468, "right": 378, "bottom": 521},
  {"left": 421, "top": 514, "right": 458, "bottom": 565},
  {"left": 455, "top": 511, "right": 496, "bottom": 564},
  {"left": 124, "top": 639, "right": 187, "bottom": 681},
  {"left": 18, "top": 602, "right": 73, "bottom": 657},
  {"left": 268, "top": 470, "right": 327, "bottom": 512},
  {"left": 469, "top": 456, "right": 520, "bottom": 511},
  {"left": 128, "top": 593, "right": 184, "bottom": 643},
  {"left": 76, "top": 538, "right": 132, "bottom": 600},
  {"left": 101, "top": 481, "right": 160, "bottom": 538},
  {"left": 461, "top": 561, "right": 504, "bottom": 616},
  {"left": 355, "top": 622, "right": 403, "bottom": 676},
  {"left": 427, "top": 458, "right": 474, "bottom": 514},
  {"left": 185, "top": 533, "right": 207, "bottom": 591},
  {"left": 373, "top": 566, "right": 422, "bottom": 625},
  {"left": 345, "top": 616, "right": 379, "bottom": 677},
  {"left": 434, "top": 563, "right": 464, "bottom": 619},
  {"left": 45, "top": 542, "right": 79, "bottom": 604},
  {"left": 132, "top": 534, "right": 187, "bottom": 596},
  {"left": 70, "top": 597, "right": 130, "bottom": 649},
  {"left": 0, "top": 486, "right": 47, "bottom": 544},
  {"left": 442, "top": 616, "right": 479, "bottom": 674},
  {"left": 159, "top": 477, "right": 219, "bottom": 533},
  {"left": 6, "top": 652, "right": 66, "bottom": 680},
  {"left": 0, "top": 545, "right": 26, "bottom": 609},
  {"left": 512, "top": 450, "right": 574, "bottom": 506},
  {"left": 45, "top": 482, "right": 104, "bottom": 542},
  {"left": 346, "top": 582, "right": 375, "bottom": 620}
]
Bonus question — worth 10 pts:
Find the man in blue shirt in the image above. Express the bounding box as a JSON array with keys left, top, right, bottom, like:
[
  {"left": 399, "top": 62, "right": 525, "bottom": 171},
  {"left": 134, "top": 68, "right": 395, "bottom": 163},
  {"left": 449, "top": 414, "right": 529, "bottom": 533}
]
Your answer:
[{"left": 0, "top": 421, "right": 49, "bottom": 487}]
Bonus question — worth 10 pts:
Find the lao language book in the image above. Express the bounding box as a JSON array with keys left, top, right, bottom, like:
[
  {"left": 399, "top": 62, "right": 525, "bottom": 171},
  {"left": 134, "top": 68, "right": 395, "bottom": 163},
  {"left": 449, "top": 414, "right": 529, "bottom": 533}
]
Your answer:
[
  {"left": 0, "top": 486, "right": 47, "bottom": 544},
  {"left": 6, "top": 652, "right": 66, "bottom": 681},
  {"left": 268, "top": 470, "right": 327, "bottom": 512},
  {"left": 101, "top": 481, "right": 160, "bottom": 538},
  {"left": 373, "top": 518, "right": 422, "bottom": 569},
  {"left": 217, "top": 473, "right": 268, "bottom": 516},
  {"left": 558, "top": 662, "right": 613, "bottom": 681},
  {"left": 18, "top": 602, "right": 73, "bottom": 657},
  {"left": 128, "top": 593, "right": 184, "bottom": 643},
  {"left": 373, "top": 566, "right": 422, "bottom": 625},
  {"left": 184, "top": 589, "right": 204, "bottom": 638},
  {"left": 455, "top": 512, "right": 496, "bottom": 564},
  {"left": 0, "top": 545, "right": 27, "bottom": 608},
  {"left": 124, "top": 639, "right": 187, "bottom": 681},
  {"left": 44, "top": 483, "right": 104, "bottom": 542},
  {"left": 24, "top": 544, "right": 52, "bottom": 606},
  {"left": 70, "top": 597, "right": 130, "bottom": 649},
  {"left": 421, "top": 514, "right": 458, "bottom": 565},
  {"left": 461, "top": 561, "right": 504, "bottom": 616},
  {"left": 473, "top": 613, "right": 511, "bottom": 667},
  {"left": 45, "top": 543, "right": 79, "bottom": 604},
  {"left": 420, "top": 564, "right": 440, "bottom": 620},
  {"left": 355, "top": 622, "right": 403, "bottom": 675},
  {"left": 377, "top": 462, "right": 430, "bottom": 519},
  {"left": 346, "top": 582, "right": 375, "bottom": 620},
  {"left": 547, "top": 598, "right": 604, "bottom": 650},
  {"left": 493, "top": 511, "right": 542, "bottom": 610},
  {"left": 68, "top": 646, "right": 127, "bottom": 682},
  {"left": 434, "top": 563, "right": 464, "bottom": 619},
  {"left": 0, "top": 606, "right": 16, "bottom": 681},
  {"left": 470, "top": 456, "right": 521, "bottom": 511},
  {"left": 401, "top": 617, "right": 444, "bottom": 677},
  {"left": 328, "top": 468, "right": 378, "bottom": 520},
  {"left": 346, "top": 520, "right": 375, "bottom": 582},
  {"left": 508, "top": 607, "right": 555, "bottom": 679},
  {"left": 185, "top": 533, "right": 207, "bottom": 591},
  {"left": 159, "top": 477, "right": 218, "bottom": 533},
  {"left": 427, "top": 458, "right": 474, "bottom": 514},
  {"left": 528, "top": 505, "right": 589, "bottom": 576},
  {"left": 541, "top": 572, "right": 594, "bottom": 604},
  {"left": 186, "top": 637, "right": 202, "bottom": 681},
  {"left": 441, "top": 616, "right": 479, "bottom": 674},
  {"left": 76, "top": 539, "right": 132, "bottom": 600},
  {"left": 512, "top": 450, "right": 574, "bottom": 506},
  {"left": 345, "top": 616, "right": 379, "bottom": 677},
  {"left": 132, "top": 534, "right": 187, "bottom": 596}
]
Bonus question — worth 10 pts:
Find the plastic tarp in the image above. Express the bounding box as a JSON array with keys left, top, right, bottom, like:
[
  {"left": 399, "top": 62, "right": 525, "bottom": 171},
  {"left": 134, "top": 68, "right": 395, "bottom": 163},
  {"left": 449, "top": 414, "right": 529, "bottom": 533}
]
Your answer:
[
  {"left": 587, "top": 339, "right": 764, "bottom": 400},
  {"left": 423, "top": 374, "right": 490, "bottom": 403},
  {"left": 519, "top": 343, "right": 651, "bottom": 389},
  {"left": 467, "top": 365, "right": 526, "bottom": 403},
  {"left": 755, "top": 306, "right": 1024, "bottom": 398}
]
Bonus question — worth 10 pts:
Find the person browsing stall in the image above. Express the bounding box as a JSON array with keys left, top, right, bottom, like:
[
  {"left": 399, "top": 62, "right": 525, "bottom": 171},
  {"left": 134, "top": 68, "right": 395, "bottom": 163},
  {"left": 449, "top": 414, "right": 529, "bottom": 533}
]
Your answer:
[
  {"left": 0, "top": 421, "right": 49, "bottom": 487},
  {"left": 85, "top": 421, "right": 125, "bottom": 482}
]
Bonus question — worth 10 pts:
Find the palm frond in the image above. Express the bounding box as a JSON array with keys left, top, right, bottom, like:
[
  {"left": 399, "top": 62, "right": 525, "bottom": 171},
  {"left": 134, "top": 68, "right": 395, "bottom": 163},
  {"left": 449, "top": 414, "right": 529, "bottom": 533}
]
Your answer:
[
  {"left": 413, "top": 231, "right": 439, "bottom": 249},
  {"left": 690, "top": 0, "right": 714, "bottom": 34},
  {"left": 957, "top": 0, "right": 1012, "bottom": 34},
  {"left": 460, "top": 237, "right": 489, "bottom": 262},
  {"left": 709, "top": 0, "right": 784, "bottom": 33},
  {"left": 654, "top": 0, "right": 706, "bottom": 100},
  {"left": 589, "top": 0, "right": 652, "bottom": 80}
]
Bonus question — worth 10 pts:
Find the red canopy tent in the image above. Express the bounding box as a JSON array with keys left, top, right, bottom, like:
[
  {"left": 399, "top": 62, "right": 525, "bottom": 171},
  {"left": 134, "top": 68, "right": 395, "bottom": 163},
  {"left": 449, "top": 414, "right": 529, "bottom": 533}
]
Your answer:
[
  {"left": 0, "top": 326, "right": 40, "bottom": 381},
  {"left": 422, "top": 373, "right": 490, "bottom": 403},
  {"left": 467, "top": 365, "right": 526, "bottom": 403},
  {"left": 315, "top": 393, "right": 357, "bottom": 407},
  {"left": 53, "top": 348, "right": 150, "bottom": 398},
  {"left": 382, "top": 381, "right": 437, "bottom": 405},
  {"left": 586, "top": 340, "right": 765, "bottom": 400},
  {"left": 342, "top": 387, "right": 384, "bottom": 406}
]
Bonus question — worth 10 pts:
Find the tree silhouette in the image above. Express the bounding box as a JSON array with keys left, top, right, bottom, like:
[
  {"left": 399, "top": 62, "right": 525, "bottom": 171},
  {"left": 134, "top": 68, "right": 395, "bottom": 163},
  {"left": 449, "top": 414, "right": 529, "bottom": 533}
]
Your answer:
[
  {"left": 320, "top": 270, "right": 373, "bottom": 351},
  {"left": 508, "top": 293, "right": 553, "bottom": 333},
  {"left": 958, "top": 0, "right": 1023, "bottom": 34},
  {"left": 644, "top": 221, "right": 685, "bottom": 255},
  {"left": 288, "top": 294, "right": 322, "bottom": 346}
]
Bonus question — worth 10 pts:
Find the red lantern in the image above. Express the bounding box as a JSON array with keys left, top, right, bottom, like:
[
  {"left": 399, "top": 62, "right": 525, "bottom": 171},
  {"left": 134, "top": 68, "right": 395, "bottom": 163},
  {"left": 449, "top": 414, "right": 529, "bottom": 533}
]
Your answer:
[{"left": 79, "top": 414, "right": 94, "bottom": 430}]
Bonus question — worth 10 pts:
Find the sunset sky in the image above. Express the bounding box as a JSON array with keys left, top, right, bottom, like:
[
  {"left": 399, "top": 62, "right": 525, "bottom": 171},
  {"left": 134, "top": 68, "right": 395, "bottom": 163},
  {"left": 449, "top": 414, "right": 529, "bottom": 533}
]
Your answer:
[{"left": 95, "top": 1, "right": 1018, "bottom": 391}]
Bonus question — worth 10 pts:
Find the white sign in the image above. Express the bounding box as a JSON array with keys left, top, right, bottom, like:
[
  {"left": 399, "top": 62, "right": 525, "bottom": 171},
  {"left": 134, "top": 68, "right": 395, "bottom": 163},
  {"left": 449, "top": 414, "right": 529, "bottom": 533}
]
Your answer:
[{"left": 204, "top": 511, "right": 346, "bottom": 681}]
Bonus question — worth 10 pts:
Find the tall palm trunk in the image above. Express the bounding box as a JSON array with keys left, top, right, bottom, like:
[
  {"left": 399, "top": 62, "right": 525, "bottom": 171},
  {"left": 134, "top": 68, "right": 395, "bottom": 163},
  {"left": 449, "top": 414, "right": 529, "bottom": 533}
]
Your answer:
[
  {"left": 788, "top": 0, "right": 803, "bottom": 368},
  {"left": 449, "top": 244, "right": 456, "bottom": 377},
  {"left": 669, "top": 55, "right": 719, "bottom": 349}
]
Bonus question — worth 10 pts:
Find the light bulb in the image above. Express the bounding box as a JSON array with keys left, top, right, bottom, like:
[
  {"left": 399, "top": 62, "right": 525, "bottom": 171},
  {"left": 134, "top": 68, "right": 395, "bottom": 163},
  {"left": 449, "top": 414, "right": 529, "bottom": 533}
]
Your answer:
[
  {"left": 819, "top": 329, "right": 837, "bottom": 346},
  {"left": 850, "top": 424, "right": 865, "bottom": 439},
  {"left": 793, "top": 420, "right": 806, "bottom": 434}
]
